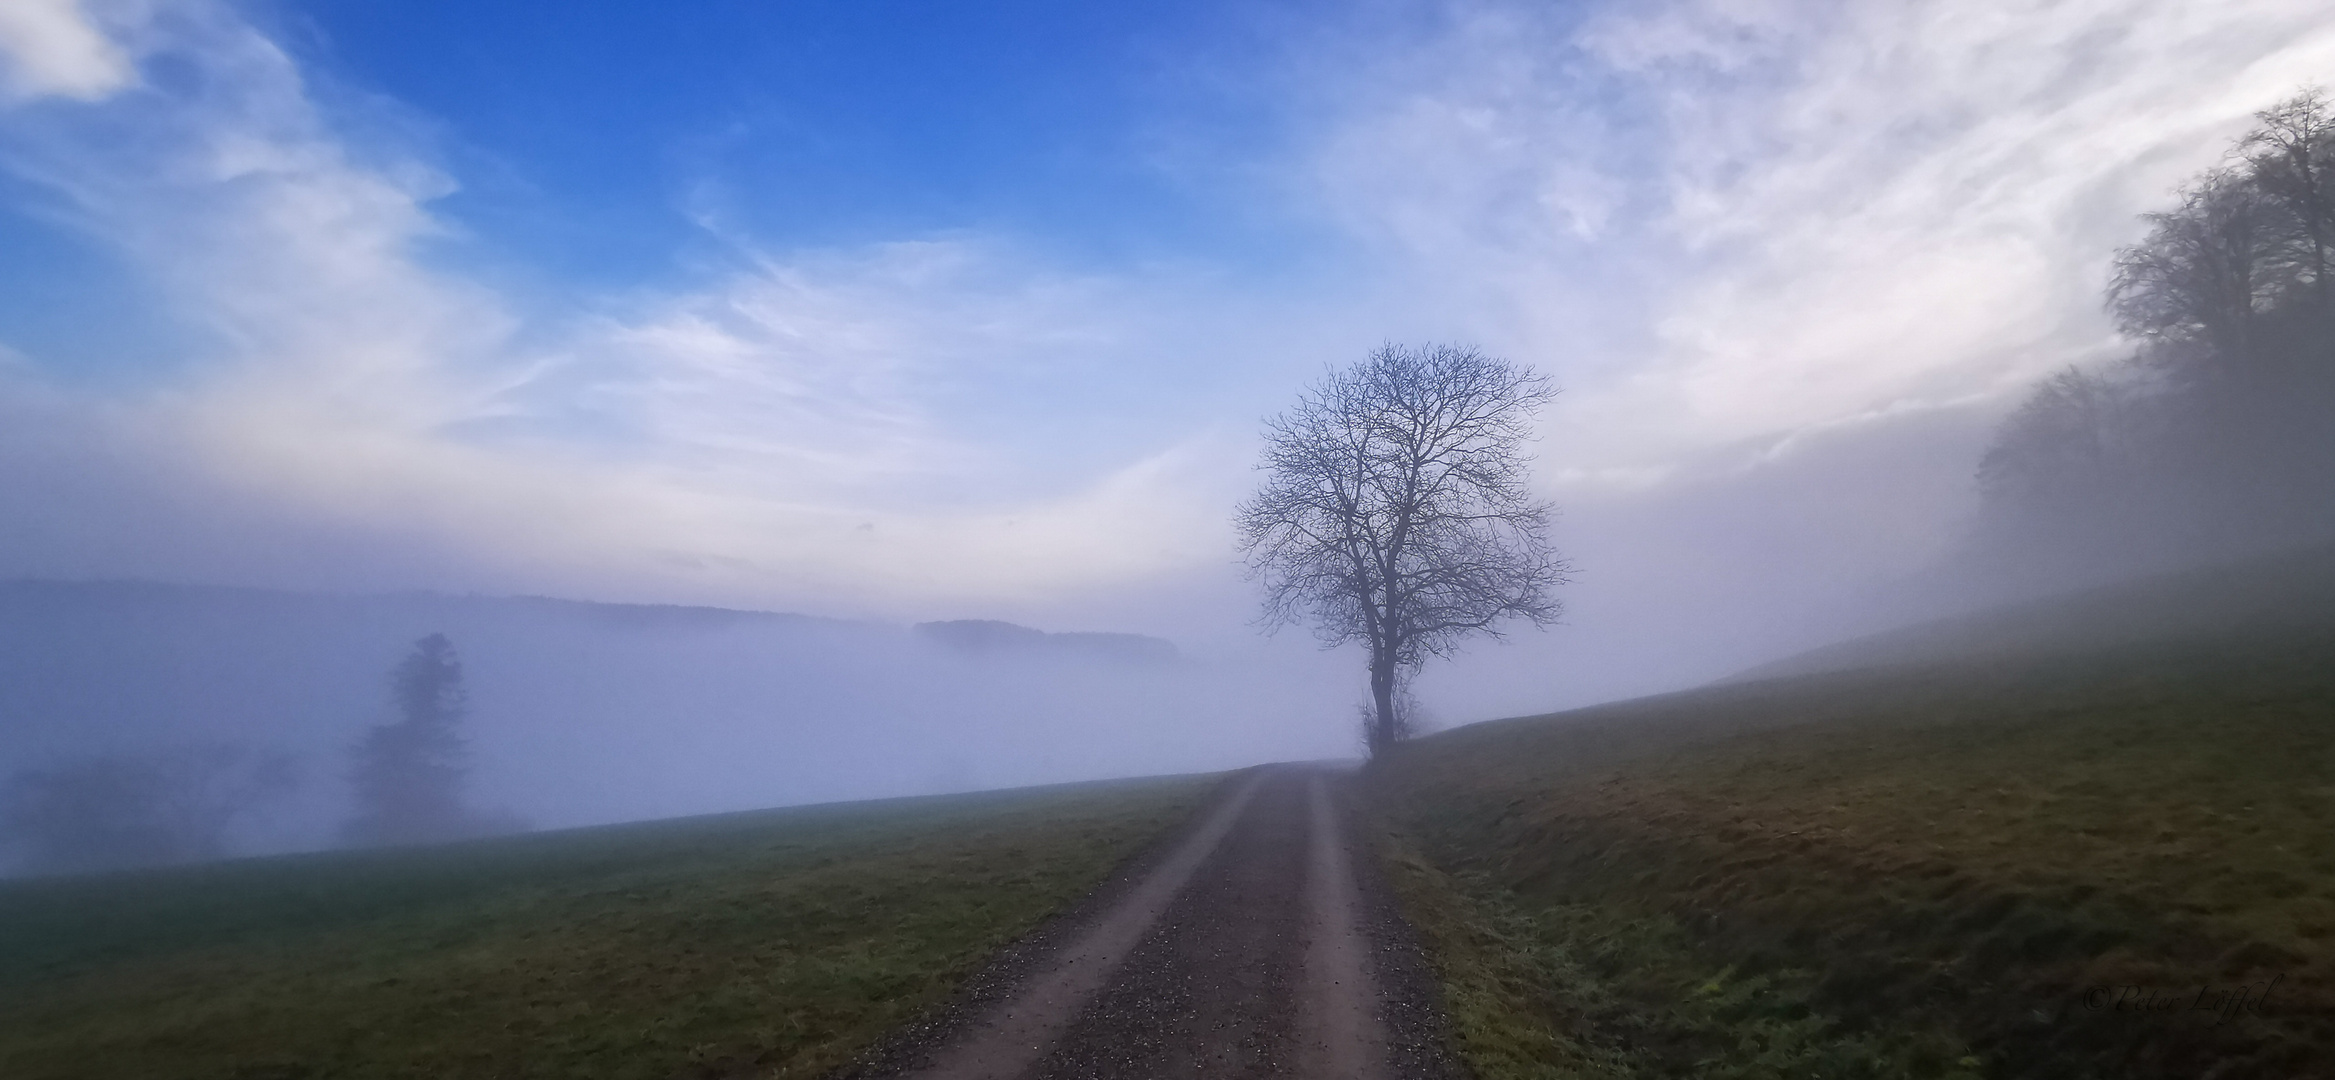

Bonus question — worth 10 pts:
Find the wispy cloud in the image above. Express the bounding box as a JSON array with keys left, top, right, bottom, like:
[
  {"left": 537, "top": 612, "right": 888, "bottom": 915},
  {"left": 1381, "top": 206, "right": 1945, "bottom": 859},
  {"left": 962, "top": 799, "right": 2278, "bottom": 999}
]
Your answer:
[
  {"left": 0, "top": 0, "right": 1244, "bottom": 615},
  {"left": 0, "top": 0, "right": 136, "bottom": 102},
  {"left": 1286, "top": 0, "right": 2335, "bottom": 473}
]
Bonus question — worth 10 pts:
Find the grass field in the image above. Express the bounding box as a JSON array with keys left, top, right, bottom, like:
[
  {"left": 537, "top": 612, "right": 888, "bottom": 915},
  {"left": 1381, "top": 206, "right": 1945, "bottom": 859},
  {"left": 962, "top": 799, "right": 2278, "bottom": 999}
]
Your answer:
[
  {"left": 0, "top": 773, "right": 1223, "bottom": 1080},
  {"left": 1371, "top": 576, "right": 2335, "bottom": 1079}
]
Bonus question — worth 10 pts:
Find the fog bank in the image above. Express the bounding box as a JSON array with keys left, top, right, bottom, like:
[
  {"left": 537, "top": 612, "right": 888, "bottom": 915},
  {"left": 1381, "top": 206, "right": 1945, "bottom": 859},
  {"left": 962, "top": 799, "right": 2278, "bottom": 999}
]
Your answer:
[{"left": 0, "top": 580, "right": 1355, "bottom": 871}]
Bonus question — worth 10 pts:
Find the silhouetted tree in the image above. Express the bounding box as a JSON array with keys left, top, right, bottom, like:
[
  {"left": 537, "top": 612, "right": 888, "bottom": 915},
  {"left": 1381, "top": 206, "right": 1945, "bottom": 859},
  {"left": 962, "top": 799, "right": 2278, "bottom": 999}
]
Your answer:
[
  {"left": 1978, "top": 368, "right": 2142, "bottom": 519},
  {"left": 2110, "top": 168, "right": 2286, "bottom": 367},
  {"left": 1237, "top": 343, "right": 1566, "bottom": 756},
  {"left": 343, "top": 633, "right": 475, "bottom": 847},
  {"left": 2242, "top": 87, "right": 2335, "bottom": 313},
  {"left": 0, "top": 743, "right": 295, "bottom": 875}
]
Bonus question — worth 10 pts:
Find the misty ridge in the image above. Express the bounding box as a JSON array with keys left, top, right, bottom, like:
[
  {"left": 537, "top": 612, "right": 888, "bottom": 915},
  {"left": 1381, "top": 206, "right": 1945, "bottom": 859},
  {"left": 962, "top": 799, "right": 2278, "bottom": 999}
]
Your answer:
[{"left": 7, "top": 89, "right": 2335, "bottom": 882}]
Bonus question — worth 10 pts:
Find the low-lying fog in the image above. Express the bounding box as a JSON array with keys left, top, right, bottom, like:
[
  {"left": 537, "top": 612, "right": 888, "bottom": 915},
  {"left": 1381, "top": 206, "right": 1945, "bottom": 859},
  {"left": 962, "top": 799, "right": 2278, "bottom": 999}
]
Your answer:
[{"left": 0, "top": 582, "right": 1375, "bottom": 863}]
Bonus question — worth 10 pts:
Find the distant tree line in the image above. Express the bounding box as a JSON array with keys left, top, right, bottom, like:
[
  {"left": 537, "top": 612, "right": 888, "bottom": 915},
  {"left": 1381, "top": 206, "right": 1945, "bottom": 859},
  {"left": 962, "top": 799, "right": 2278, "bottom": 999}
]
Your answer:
[
  {"left": 0, "top": 744, "right": 294, "bottom": 875},
  {"left": 1975, "top": 89, "right": 2335, "bottom": 578},
  {"left": 1, "top": 632, "right": 521, "bottom": 876}
]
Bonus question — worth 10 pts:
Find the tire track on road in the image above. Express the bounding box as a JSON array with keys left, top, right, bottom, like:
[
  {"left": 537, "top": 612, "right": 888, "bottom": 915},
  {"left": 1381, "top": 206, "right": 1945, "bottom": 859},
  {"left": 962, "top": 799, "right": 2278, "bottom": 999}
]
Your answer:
[
  {"left": 1297, "top": 771, "right": 1389, "bottom": 1080},
  {"left": 883, "top": 766, "right": 1453, "bottom": 1080},
  {"left": 902, "top": 770, "right": 1266, "bottom": 1080}
]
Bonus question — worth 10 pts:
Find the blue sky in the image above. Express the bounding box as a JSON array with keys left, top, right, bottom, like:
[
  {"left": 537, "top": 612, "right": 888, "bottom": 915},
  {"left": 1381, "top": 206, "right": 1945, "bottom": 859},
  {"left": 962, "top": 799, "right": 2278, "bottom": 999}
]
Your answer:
[
  {"left": 5, "top": 0, "right": 2335, "bottom": 712},
  {"left": 271, "top": 0, "right": 1317, "bottom": 276}
]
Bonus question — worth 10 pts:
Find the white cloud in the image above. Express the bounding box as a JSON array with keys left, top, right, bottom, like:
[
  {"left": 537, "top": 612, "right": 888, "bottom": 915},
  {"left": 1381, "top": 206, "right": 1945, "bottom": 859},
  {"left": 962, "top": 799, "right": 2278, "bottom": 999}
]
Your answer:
[
  {"left": 0, "top": 0, "right": 135, "bottom": 102},
  {"left": 552, "top": 238, "right": 1134, "bottom": 499},
  {"left": 1291, "top": 0, "right": 2335, "bottom": 473},
  {"left": 1608, "top": 0, "right": 2335, "bottom": 444}
]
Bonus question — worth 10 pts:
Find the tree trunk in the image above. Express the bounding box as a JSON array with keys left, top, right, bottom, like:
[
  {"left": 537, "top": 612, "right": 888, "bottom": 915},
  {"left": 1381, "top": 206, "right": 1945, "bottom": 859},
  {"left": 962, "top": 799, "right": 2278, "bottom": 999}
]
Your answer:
[
  {"left": 1367, "top": 649, "right": 1397, "bottom": 757},
  {"left": 2314, "top": 235, "right": 2326, "bottom": 309}
]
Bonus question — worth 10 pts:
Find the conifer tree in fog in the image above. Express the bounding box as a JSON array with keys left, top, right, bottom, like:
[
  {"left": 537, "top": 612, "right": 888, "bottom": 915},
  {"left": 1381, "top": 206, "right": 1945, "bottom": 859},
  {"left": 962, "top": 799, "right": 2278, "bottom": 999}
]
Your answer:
[
  {"left": 343, "top": 633, "right": 475, "bottom": 846},
  {"left": 1237, "top": 343, "right": 1566, "bottom": 756}
]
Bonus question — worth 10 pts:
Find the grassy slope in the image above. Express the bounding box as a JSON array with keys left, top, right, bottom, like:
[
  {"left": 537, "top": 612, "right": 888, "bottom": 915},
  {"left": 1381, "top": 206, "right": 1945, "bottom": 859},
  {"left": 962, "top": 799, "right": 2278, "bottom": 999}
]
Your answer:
[
  {"left": 0, "top": 774, "right": 1222, "bottom": 1080},
  {"left": 1736, "top": 542, "right": 2335, "bottom": 683},
  {"left": 1371, "top": 561, "right": 2335, "bottom": 1079}
]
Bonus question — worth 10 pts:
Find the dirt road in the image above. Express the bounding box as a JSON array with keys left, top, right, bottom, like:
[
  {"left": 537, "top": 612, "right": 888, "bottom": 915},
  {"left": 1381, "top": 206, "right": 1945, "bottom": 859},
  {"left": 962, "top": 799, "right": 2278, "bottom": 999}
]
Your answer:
[{"left": 860, "top": 766, "right": 1459, "bottom": 1080}]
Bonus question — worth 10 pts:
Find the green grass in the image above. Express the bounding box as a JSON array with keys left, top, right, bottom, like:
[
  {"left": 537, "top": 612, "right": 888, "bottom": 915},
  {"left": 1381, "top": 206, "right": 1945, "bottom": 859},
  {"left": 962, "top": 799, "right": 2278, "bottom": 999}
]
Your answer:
[
  {"left": 0, "top": 773, "right": 1224, "bottom": 1080},
  {"left": 1370, "top": 623, "right": 2335, "bottom": 1079}
]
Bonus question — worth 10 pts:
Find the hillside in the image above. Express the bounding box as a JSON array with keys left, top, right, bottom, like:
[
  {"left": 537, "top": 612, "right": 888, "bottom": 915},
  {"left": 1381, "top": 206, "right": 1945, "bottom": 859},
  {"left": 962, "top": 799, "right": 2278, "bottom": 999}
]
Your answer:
[
  {"left": 1733, "top": 541, "right": 2335, "bottom": 682},
  {"left": 0, "top": 773, "right": 1223, "bottom": 1080},
  {"left": 1371, "top": 551, "right": 2335, "bottom": 1079}
]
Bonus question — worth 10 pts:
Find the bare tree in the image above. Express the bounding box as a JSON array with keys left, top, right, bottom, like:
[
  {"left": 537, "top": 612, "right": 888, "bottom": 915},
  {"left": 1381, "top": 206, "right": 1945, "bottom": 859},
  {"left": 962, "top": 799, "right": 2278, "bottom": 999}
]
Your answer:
[
  {"left": 1237, "top": 343, "right": 1566, "bottom": 756},
  {"left": 1972, "top": 365, "right": 2161, "bottom": 562},
  {"left": 2242, "top": 87, "right": 2335, "bottom": 312},
  {"left": 1977, "top": 366, "right": 2139, "bottom": 508},
  {"left": 2111, "top": 168, "right": 2288, "bottom": 365}
]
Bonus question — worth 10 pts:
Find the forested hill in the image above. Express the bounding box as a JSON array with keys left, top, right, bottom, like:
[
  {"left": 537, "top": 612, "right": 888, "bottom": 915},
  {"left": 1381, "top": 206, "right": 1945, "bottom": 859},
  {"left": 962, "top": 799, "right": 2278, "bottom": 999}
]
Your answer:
[{"left": 1967, "top": 91, "right": 2335, "bottom": 583}]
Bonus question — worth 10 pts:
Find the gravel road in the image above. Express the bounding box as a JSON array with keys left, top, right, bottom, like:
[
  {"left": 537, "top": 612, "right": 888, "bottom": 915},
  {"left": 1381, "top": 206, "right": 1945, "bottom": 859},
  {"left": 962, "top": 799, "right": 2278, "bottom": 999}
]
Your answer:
[{"left": 857, "top": 765, "right": 1462, "bottom": 1080}]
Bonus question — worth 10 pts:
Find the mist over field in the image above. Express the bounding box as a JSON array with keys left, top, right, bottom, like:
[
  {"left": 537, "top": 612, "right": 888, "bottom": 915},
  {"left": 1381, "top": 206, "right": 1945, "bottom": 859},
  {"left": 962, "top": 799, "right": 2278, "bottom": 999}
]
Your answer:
[
  {"left": 0, "top": 581, "right": 1365, "bottom": 857},
  {"left": 3, "top": 0, "right": 2334, "bottom": 878}
]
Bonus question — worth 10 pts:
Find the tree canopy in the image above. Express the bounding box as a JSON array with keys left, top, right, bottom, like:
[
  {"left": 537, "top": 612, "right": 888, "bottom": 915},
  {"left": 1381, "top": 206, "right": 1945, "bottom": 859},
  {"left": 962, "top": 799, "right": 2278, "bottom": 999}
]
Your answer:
[{"left": 1237, "top": 343, "right": 1566, "bottom": 754}]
